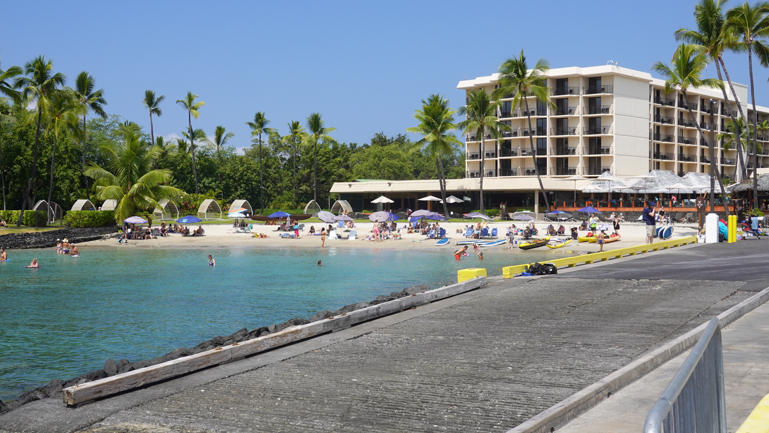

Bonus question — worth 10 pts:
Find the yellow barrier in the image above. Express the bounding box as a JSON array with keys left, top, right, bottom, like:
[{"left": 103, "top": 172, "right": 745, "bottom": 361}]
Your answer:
[
  {"left": 736, "top": 393, "right": 769, "bottom": 433},
  {"left": 458, "top": 268, "right": 487, "bottom": 283},
  {"left": 729, "top": 215, "right": 737, "bottom": 243},
  {"left": 502, "top": 236, "right": 697, "bottom": 279}
]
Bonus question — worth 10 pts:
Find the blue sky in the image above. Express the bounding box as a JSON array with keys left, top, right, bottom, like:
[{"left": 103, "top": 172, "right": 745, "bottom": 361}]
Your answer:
[{"left": 2, "top": 0, "right": 767, "bottom": 151}]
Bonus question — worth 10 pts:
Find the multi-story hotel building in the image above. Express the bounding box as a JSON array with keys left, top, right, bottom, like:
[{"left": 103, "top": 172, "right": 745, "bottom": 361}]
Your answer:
[{"left": 330, "top": 64, "right": 769, "bottom": 213}]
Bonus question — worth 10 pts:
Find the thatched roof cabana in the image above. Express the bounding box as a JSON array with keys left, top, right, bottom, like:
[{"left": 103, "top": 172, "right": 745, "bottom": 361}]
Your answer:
[{"left": 197, "top": 199, "right": 222, "bottom": 220}]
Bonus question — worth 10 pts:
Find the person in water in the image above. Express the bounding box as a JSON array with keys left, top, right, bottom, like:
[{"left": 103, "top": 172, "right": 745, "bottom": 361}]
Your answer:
[
  {"left": 207, "top": 255, "right": 215, "bottom": 266},
  {"left": 0, "top": 248, "right": 7, "bottom": 261},
  {"left": 453, "top": 245, "right": 468, "bottom": 260},
  {"left": 71, "top": 244, "right": 80, "bottom": 257},
  {"left": 27, "top": 258, "right": 39, "bottom": 268},
  {"left": 477, "top": 251, "right": 484, "bottom": 260},
  {"left": 317, "top": 260, "right": 322, "bottom": 266}
]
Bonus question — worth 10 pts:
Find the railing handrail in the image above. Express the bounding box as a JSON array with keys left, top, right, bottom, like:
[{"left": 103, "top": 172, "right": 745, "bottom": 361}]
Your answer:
[{"left": 644, "top": 317, "right": 726, "bottom": 433}]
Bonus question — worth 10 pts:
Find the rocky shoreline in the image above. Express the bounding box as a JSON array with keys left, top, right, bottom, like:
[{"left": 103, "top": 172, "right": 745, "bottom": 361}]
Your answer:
[
  {"left": 0, "top": 226, "right": 119, "bottom": 249},
  {"left": 0, "top": 283, "right": 430, "bottom": 413}
]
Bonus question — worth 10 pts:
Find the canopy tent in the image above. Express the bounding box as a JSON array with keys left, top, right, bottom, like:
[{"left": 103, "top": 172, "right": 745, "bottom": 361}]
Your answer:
[
  {"left": 330, "top": 200, "right": 352, "bottom": 215},
  {"left": 71, "top": 199, "right": 95, "bottom": 211},
  {"left": 101, "top": 199, "right": 118, "bottom": 211},
  {"left": 197, "top": 199, "right": 222, "bottom": 220},
  {"left": 32, "top": 200, "right": 63, "bottom": 224},
  {"left": 230, "top": 200, "right": 253, "bottom": 216},
  {"left": 153, "top": 199, "right": 179, "bottom": 221},
  {"left": 410, "top": 209, "right": 434, "bottom": 217},
  {"left": 410, "top": 213, "right": 448, "bottom": 222},
  {"left": 303, "top": 200, "right": 321, "bottom": 217},
  {"left": 369, "top": 211, "right": 399, "bottom": 222},
  {"left": 371, "top": 196, "right": 394, "bottom": 204}
]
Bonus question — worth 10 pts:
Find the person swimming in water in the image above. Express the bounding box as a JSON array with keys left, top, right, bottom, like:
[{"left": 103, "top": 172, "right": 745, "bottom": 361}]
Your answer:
[
  {"left": 477, "top": 251, "right": 484, "bottom": 260},
  {"left": 27, "top": 258, "right": 39, "bottom": 268},
  {"left": 1, "top": 248, "right": 7, "bottom": 261},
  {"left": 207, "top": 255, "right": 215, "bottom": 267},
  {"left": 71, "top": 244, "right": 80, "bottom": 257},
  {"left": 317, "top": 260, "right": 322, "bottom": 266},
  {"left": 453, "top": 245, "right": 468, "bottom": 261}
]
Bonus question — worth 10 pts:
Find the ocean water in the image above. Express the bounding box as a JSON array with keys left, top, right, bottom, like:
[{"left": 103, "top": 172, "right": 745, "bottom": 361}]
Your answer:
[{"left": 0, "top": 244, "right": 576, "bottom": 401}]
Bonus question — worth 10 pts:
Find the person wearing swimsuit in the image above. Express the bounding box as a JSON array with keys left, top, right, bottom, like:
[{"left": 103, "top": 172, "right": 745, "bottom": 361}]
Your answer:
[
  {"left": 454, "top": 245, "right": 468, "bottom": 261},
  {"left": 207, "top": 255, "right": 215, "bottom": 267}
]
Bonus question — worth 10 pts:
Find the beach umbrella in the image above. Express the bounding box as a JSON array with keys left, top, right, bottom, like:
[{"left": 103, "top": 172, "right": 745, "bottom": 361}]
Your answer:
[
  {"left": 441, "top": 195, "right": 464, "bottom": 204},
  {"left": 177, "top": 215, "right": 202, "bottom": 224},
  {"left": 418, "top": 195, "right": 441, "bottom": 201},
  {"left": 513, "top": 210, "right": 535, "bottom": 215},
  {"left": 577, "top": 206, "right": 602, "bottom": 214},
  {"left": 410, "top": 213, "right": 447, "bottom": 222},
  {"left": 228, "top": 211, "right": 246, "bottom": 218},
  {"left": 410, "top": 209, "right": 434, "bottom": 217},
  {"left": 547, "top": 210, "right": 571, "bottom": 215},
  {"left": 371, "top": 196, "right": 394, "bottom": 204},
  {"left": 512, "top": 214, "right": 535, "bottom": 221},
  {"left": 560, "top": 175, "right": 587, "bottom": 204},
  {"left": 317, "top": 211, "right": 335, "bottom": 223},
  {"left": 124, "top": 216, "right": 147, "bottom": 224},
  {"left": 369, "top": 211, "right": 398, "bottom": 222},
  {"left": 333, "top": 214, "right": 353, "bottom": 222},
  {"left": 268, "top": 211, "right": 291, "bottom": 218},
  {"left": 465, "top": 212, "right": 492, "bottom": 221}
]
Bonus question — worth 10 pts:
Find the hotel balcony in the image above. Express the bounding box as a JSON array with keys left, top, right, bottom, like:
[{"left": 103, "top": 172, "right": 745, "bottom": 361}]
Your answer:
[
  {"left": 678, "top": 100, "right": 696, "bottom": 110},
  {"left": 699, "top": 122, "right": 718, "bottom": 131},
  {"left": 654, "top": 96, "right": 676, "bottom": 106},
  {"left": 551, "top": 167, "right": 577, "bottom": 176},
  {"left": 678, "top": 119, "right": 697, "bottom": 128},
  {"left": 653, "top": 152, "right": 675, "bottom": 160},
  {"left": 500, "top": 111, "right": 512, "bottom": 118},
  {"left": 585, "top": 146, "right": 611, "bottom": 155},
  {"left": 678, "top": 154, "right": 697, "bottom": 162},
  {"left": 552, "top": 86, "right": 580, "bottom": 96},
  {"left": 522, "top": 128, "right": 547, "bottom": 136},
  {"left": 584, "top": 85, "right": 613, "bottom": 95},
  {"left": 499, "top": 168, "right": 518, "bottom": 176},
  {"left": 551, "top": 147, "right": 577, "bottom": 156},
  {"left": 584, "top": 126, "right": 611, "bottom": 135},
  {"left": 585, "top": 105, "right": 612, "bottom": 115},
  {"left": 678, "top": 136, "right": 696, "bottom": 145},
  {"left": 701, "top": 154, "right": 712, "bottom": 163},
  {"left": 700, "top": 103, "right": 715, "bottom": 114},
  {"left": 652, "top": 133, "right": 674, "bottom": 143},
  {"left": 586, "top": 166, "right": 612, "bottom": 175},
  {"left": 553, "top": 107, "right": 577, "bottom": 116},
  {"left": 523, "top": 168, "right": 540, "bottom": 176},
  {"left": 467, "top": 153, "right": 481, "bottom": 160},
  {"left": 654, "top": 115, "right": 674, "bottom": 125},
  {"left": 500, "top": 130, "right": 519, "bottom": 138},
  {"left": 551, "top": 127, "right": 577, "bottom": 136},
  {"left": 499, "top": 148, "right": 518, "bottom": 157},
  {"left": 483, "top": 151, "right": 497, "bottom": 158}
]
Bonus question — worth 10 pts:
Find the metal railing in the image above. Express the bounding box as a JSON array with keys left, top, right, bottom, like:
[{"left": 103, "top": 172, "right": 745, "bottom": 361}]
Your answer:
[
  {"left": 467, "top": 153, "right": 480, "bottom": 160},
  {"left": 655, "top": 97, "right": 676, "bottom": 106},
  {"left": 552, "top": 147, "right": 577, "bottom": 155},
  {"left": 554, "top": 107, "right": 576, "bottom": 115},
  {"left": 653, "top": 152, "right": 674, "bottom": 160},
  {"left": 499, "top": 148, "right": 517, "bottom": 157},
  {"left": 678, "top": 154, "right": 696, "bottom": 162},
  {"left": 586, "top": 105, "right": 612, "bottom": 115},
  {"left": 678, "top": 136, "right": 696, "bottom": 145},
  {"left": 499, "top": 168, "right": 517, "bottom": 176},
  {"left": 584, "top": 84, "right": 613, "bottom": 94},
  {"left": 551, "top": 167, "right": 576, "bottom": 175},
  {"left": 653, "top": 133, "right": 675, "bottom": 142},
  {"left": 678, "top": 119, "right": 697, "bottom": 128},
  {"left": 584, "top": 126, "right": 610, "bottom": 135},
  {"left": 552, "top": 127, "right": 577, "bottom": 135},
  {"left": 553, "top": 86, "right": 579, "bottom": 96},
  {"left": 644, "top": 317, "right": 726, "bottom": 433},
  {"left": 655, "top": 115, "right": 675, "bottom": 124}
]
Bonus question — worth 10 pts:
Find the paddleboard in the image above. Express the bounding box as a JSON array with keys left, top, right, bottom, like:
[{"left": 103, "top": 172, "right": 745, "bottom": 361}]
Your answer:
[
  {"left": 546, "top": 238, "right": 572, "bottom": 249},
  {"left": 456, "top": 240, "right": 489, "bottom": 246},
  {"left": 478, "top": 239, "right": 507, "bottom": 248},
  {"left": 71, "top": 255, "right": 80, "bottom": 258},
  {"left": 655, "top": 226, "right": 674, "bottom": 240},
  {"left": 435, "top": 238, "right": 450, "bottom": 246}
]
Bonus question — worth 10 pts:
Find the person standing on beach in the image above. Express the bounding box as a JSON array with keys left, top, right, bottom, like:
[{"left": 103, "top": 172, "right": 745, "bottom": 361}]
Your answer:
[
  {"left": 596, "top": 229, "right": 606, "bottom": 252},
  {"left": 643, "top": 201, "right": 657, "bottom": 244},
  {"left": 320, "top": 228, "right": 326, "bottom": 248},
  {"left": 293, "top": 221, "right": 300, "bottom": 239}
]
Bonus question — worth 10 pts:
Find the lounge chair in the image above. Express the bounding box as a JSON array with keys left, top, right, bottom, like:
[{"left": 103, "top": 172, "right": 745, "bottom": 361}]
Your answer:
[
  {"left": 438, "top": 228, "right": 446, "bottom": 239},
  {"left": 491, "top": 228, "right": 498, "bottom": 238},
  {"left": 348, "top": 230, "right": 357, "bottom": 240},
  {"left": 481, "top": 228, "right": 489, "bottom": 238},
  {"left": 328, "top": 230, "right": 338, "bottom": 240},
  {"left": 464, "top": 227, "right": 473, "bottom": 238},
  {"left": 427, "top": 229, "right": 435, "bottom": 239}
]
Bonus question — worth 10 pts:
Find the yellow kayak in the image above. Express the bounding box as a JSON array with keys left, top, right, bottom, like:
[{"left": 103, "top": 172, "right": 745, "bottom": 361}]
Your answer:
[
  {"left": 578, "top": 236, "right": 595, "bottom": 243},
  {"left": 547, "top": 238, "right": 572, "bottom": 249},
  {"left": 518, "top": 235, "right": 550, "bottom": 250}
]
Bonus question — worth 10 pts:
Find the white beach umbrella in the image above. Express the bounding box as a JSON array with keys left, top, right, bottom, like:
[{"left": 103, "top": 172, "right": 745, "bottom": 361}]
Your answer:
[
  {"left": 418, "top": 195, "right": 441, "bottom": 201},
  {"left": 441, "top": 195, "right": 464, "bottom": 204},
  {"left": 371, "top": 196, "right": 394, "bottom": 204}
]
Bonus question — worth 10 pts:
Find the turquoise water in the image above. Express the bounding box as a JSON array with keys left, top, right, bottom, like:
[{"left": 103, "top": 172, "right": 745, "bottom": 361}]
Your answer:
[{"left": 0, "top": 245, "right": 576, "bottom": 401}]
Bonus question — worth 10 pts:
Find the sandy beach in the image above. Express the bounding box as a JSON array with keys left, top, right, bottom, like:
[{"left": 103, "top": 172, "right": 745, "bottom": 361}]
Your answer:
[{"left": 78, "top": 219, "right": 701, "bottom": 253}]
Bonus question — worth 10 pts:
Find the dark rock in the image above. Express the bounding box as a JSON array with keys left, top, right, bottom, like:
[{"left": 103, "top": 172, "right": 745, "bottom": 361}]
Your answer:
[
  {"left": 117, "top": 363, "right": 134, "bottom": 374},
  {"left": 229, "top": 327, "right": 249, "bottom": 342},
  {"left": 80, "top": 369, "right": 107, "bottom": 382},
  {"left": 402, "top": 285, "right": 430, "bottom": 296},
  {"left": 287, "top": 317, "right": 309, "bottom": 326},
  {"left": 267, "top": 324, "right": 277, "bottom": 333},
  {"left": 273, "top": 321, "right": 292, "bottom": 333},
  {"left": 371, "top": 295, "right": 395, "bottom": 305},
  {"left": 2, "top": 399, "right": 20, "bottom": 412},
  {"left": 40, "top": 380, "right": 65, "bottom": 398},
  {"left": 209, "top": 336, "right": 227, "bottom": 347},
  {"left": 116, "top": 358, "right": 130, "bottom": 371},
  {"left": 336, "top": 302, "right": 371, "bottom": 315},
  {"left": 0, "top": 226, "right": 118, "bottom": 250},
  {"left": 390, "top": 291, "right": 407, "bottom": 299},
  {"left": 163, "top": 348, "right": 189, "bottom": 361},
  {"left": 189, "top": 340, "right": 215, "bottom": 354},
  {"left": 246, "top": 326, "right": 269, "bottom": 340},
  {"left": 130, "top": 360, "right": 151, "bottom": 370},
  {"left": 309, "top": 310, "right": 335, "bottom": 322},
  {"left": 104, "top": 358, "right": 117, "bottom": 376},
  {"left": 0, "top": 399, "right": 6, "bottom": 413},
  {"left": 17, "top": 390, "right": 46, "bottom": 405}
]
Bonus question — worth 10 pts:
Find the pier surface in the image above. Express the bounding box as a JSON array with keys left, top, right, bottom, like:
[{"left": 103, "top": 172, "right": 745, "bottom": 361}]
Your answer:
[{"left": 1, "top": 241, "right": 768, "bottom": 432}]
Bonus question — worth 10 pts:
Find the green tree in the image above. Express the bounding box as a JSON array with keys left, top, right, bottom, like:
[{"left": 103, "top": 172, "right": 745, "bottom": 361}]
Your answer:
[
  {"left": 407, "top": 94, "right": 462, "bottom": 217},
  {"left": 305, "top": 113, "right": 335, "bottom": 203},
  {"left": 725, "top": 1, "right": 769, "bottom": 207},
  {"left": 13, "top": 56, "right": 66, "bottom": 226},
  {"left": 652, "top": 43, "right": 729, "bottom": 215},
  {"left": 73, "top": 71, "right": 107, "bottom": 197},
  {"left": 0, "top": 60, "right": 21, "bottom": 210},
  {"left": 45, "top": 89, "right": 80, "bottom": 207},
  {"left": 85, "top": 130, "right": 183, "bottom": 223},
  {"left": 718, "top": 117, "right": 751, "bottom": 153},
  {"left": 458, "top": 89, "right": 509, "bottom": 213},
  {"left": 246, "top": 112, "right": 275, "bottom": 214},
  {"left": 143, "top": 90, "right": 164, "bottom": 150},
  {"left": 676, "top": 0, "right": 748, "bottom": 179},
  {"left": 205, "top": 125, "right": 234, "bottom": 192},
  {"left": 282, "top": 121, "right": 306, "bottom": 205},
  {"left": 176, "top": 91, "right": 205, "bottom": 195},
  {"left": 351, "top": 144, "right": 412, "bottom": 180},
  {"left": 494, "top": 50, "right": 555, "bottom": 212}
]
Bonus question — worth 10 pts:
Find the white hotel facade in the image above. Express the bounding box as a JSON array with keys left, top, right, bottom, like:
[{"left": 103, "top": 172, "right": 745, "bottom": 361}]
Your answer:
[{"left": 330, "top": 64, "right": 769, "bottom": 212}]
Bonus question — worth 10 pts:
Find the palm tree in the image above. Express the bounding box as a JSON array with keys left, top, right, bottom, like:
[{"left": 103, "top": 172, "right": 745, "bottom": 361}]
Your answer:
[
  {"left": 282, "top": 121, "right": 306, "bottom": 205},
  {"left": 85, "top": 130, "right": 183, "bottom": 223},
  {"left": 155, "top": 136, "right": 177, "bottom": 162},
  {"left": 179, "top": 128, "right": 206, "bottom": 154},
  {"left": 0, "top": 59, "right": 21, "bottom": 210},
  {"left": 206, "top": 125, "right": 234, "bottom": 191},
  {"left": 176, "top": 91, "right": 205, "bottom": 195},
  {"left": 407, "top": 94, "right": 462, "bottom": 217},
  {"left": 718, "top": 117, "right": 750, "bottom": 153},
  {"left": 725, "top": 1, "right": 769, "bottom": 208},
  {"left": 675, "top": 0, "right": 748, "bottom": 179},
  {"left": 246, "top": 112, "right": 275, "bottom": 214},
  {"left": 305, "top": 113, "right": 335, "bottom": 203},
  {"left": 494, "top": 50, "right": 555, "bottom": 212},
  {"left": 458, "top": 89, "right": 509, "bottom": 213},
  {"left": 143, "top": 90, "right": 164, "bottom": 148},
  {"left": 652, "top": 43, "right": 730, "bottom": 215},
  {"left": 45, "top": 89, "right": 80, "bottom": 208},
  {"left": 13, "top": 56, "right": 65, "bottom": 226},
  {"left": 73, "top": 72, "right": 107, "bottom": 198}
]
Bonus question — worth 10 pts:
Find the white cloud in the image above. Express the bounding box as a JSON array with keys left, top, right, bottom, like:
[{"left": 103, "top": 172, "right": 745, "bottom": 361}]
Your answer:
[{"left": 163, "top": 132, "right": 181, "bottom": 142}]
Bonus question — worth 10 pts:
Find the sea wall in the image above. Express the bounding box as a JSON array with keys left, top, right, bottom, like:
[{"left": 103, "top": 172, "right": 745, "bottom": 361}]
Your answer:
[{"left": 0, "top": 226, "right": 119, "bottom": 250}]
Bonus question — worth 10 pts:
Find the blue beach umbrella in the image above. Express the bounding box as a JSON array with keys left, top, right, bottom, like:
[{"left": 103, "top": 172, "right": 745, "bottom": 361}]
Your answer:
[
  {"left": 410, "top": 213, "right": 447, "bottom": 222},
  {"left": 577, "top": 206, "right": 602, "bottom": 214},
  {"left": 268, "top": 211, "right": 291, "bottom": 218},
  {"left": 177, "top": 215, "right": 202, "bottom": 224}
]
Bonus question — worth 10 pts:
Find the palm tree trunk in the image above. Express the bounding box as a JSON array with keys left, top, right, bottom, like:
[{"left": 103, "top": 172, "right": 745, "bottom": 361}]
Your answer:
[
  {"left": 313, "top": 137, "right": 317, "bottom": 203},
  {"left": 523, "top": 97, "right": 550, "bottom": 211},
  {"left": 292, "top": 137, "right": 297, "bottom": 205},
  {"left": 259, "top": 132, "right": 264, "bottom": 215},
  {"left": 436, "top": 157, "right": 449, "bottom": 217},
  {"left": 188, "top": 113, "right": 199, "bottom": 195},
  {"left": 479, "top": 130, "right": 485, "bottom": 213},
  {"left": 48, "top": 133, "right": 57, "bottom": 206},
  {"left": 150, "top": 112, "right": 158, "bottom": 169},
  {"left": 18, "top": 108, "right": 43, "bottom": 227},
  {"left": 685, "top": 95, "right": 730, "bottom": 217},
  {"left": 714, "top": 60, "right": 747, "bottom": 180},
  {"left": 748, "top": 46, "right": 759, "bottom": 208},
  {"left": 82, "top": 115, "right": 90, "bottom": 198},
  {"left": 0, "top": 127, "right": 6, "bottom": 210}
]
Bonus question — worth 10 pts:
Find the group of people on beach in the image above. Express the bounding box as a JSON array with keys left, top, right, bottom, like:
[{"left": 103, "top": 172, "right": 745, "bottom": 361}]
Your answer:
[{"left": 366, "top": 221, "right": 401, "bottom": 241}]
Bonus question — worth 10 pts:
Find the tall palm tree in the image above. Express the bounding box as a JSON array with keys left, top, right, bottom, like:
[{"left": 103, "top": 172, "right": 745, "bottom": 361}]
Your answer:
[
  {"left": 653, "top": 43, "right": 730, "bottom": 216},
  {"left": 155, "top": 136, "right": 177, "bottom": 162},
  {"left": 458, "top": 89, "right": 509, "bottom": 213},
  {"left": 73, "top": 72, "right": 107, "bottom": 198},
  {"left": 725, "top": 1, "right": 769, "bottom": 207},
  {"left": 675, "top": 0, "right": 748, "bottom": 179},
  {"left": 176, "top": 91, "right": 205, "bottom": 195},
  {"left": 143, "top": 90, "right": 164, "bottom": 148},
  {"left": 718, "top": 117, "right": 750, "bottom": 153},
  {"left": 206, "top": 125, "right": 234, "bottom": 192},
  {"left": 246, "top": 112, "right": 275, "bottom": 214},
  {"left": 282, "top": 121, "right": 306, "bottom": 205},
  {"left": 45, "top": 89, "right": 80, "bottom": 208},
  {"left": 85, "top": 130, "right": 183, "bottom": 223},
  {"left": 305, "top": 113, "right": 336, "bottom": 204},
  {"left": 0, "top": 59, "right": 21, "bottom": 210},
  {"left": 494, "top": 50, "right": 555, "bottom": 212},
  {"left": 179, "top": 128, "right": 206, "bottom": 154},
  {"left": 13, "top": 56, "right": 65, "bottom": 226},
  {"left": 407, "top": 94, "right": 462, "bottom": 217}
]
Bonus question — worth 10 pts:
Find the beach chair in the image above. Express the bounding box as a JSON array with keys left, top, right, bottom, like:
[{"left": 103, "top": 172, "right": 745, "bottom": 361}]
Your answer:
[
  {"left": 464, "top": 227, "right": 473, "bottom": 238},
  {"left": 338, "top": 221, "right": 344, "bottom": 229},
  {"left": 438, "top": 228, "right": 446, "bottom": 238},
  {"left": 328, "top": 230, "right": 338, "bottom": 240},
  {"left": 481, "top": 228, "right": 489, "bottom": 239},
  {"left": 152, "top": 228, "right": 160, "bottom": 237},
  {"left": 246, "top": 224, "right": 253, "bottom": 233},
  {"left": 348, "top": 230, "right": 357, "bottom": 240},
  {"left": 427, "top": 229, "right": 435, "bottom": 239},
  {"left": 491, "top": 228, "right": 498, "bottom": 238}
]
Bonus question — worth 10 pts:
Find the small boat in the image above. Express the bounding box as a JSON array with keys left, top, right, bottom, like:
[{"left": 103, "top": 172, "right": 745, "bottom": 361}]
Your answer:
[
  {"left": 578, "top": 235, "right": 595, "bottom": 243},
  {"left": 478, "top": 239, "right": 507, "bottom": 248},
  {"left": 435, "top": 238, "right": 450, "bottom": 246},
  {"left": 546, "top": 238, "right": 572, "bottom": 249},
  {"left": 519, "top": 236, "right": 551, "bottom": 250},
  {"left": 604, "top": 234, "right": 621, "bottom": 244}
]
